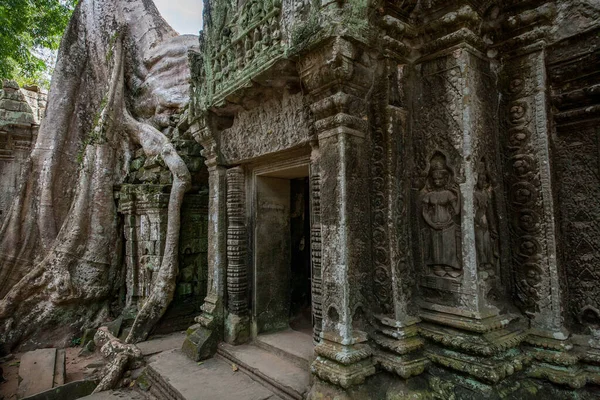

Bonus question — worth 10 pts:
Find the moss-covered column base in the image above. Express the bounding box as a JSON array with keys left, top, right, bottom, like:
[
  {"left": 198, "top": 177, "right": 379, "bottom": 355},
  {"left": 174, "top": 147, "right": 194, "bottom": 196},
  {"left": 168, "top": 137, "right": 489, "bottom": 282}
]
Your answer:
[
  {"left": 224, "top": 313, "right": 250, "bottom": 345},
  {"left": 523, "top": 333, "right": 600, "bottom": 389},
  {"left": 182, "top": 323, "right": 219, "bottom": 362},
  {"left": 371, "top": 316, "right": 428, "bottom": 379},
  {"left": 418, "top": 309, "right": 529, "bottom": 384},
  {"left": 312, "top": 336, "right": 376, "bottom": 389}
]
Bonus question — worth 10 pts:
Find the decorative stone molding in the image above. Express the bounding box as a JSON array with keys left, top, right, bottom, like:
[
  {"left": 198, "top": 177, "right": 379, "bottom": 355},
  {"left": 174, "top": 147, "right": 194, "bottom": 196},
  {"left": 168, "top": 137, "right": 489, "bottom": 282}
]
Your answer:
[
  {"left": 310, "top": 145, "right": 323, "bottom": 343},
  {"left": 224, "top": 166, "right": 250, "bottom": 344}
]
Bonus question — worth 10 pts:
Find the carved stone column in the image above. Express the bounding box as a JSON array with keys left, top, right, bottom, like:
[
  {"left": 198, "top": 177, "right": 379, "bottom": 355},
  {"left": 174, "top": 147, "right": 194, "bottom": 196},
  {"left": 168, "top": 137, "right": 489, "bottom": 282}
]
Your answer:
[
  {"left": 309, "top": 142, "right": 323, "bottom": 343},
  {"left": 118, "top": 185, "right": 170, "bottom": 314},
  {"left": 411, "top": 5, "right": 527, "bottom": 384},
  {"left": 299, "top": 37, "right": 376, "bottom": 390},
  {"left": 547, "top": 26, "right": 600, "bottom": 388},
  {"left": 492, "top": 2, "right": 582, "bottom": 387},
  {"left": 370, "top": 100, "right": 427, "bottom": 378},
  {"left": 182, "top": 117, "right": 228, "bottom": 361},
  {"left": 369, "top": 12, "right": 429, "bottom": 380},
  {"left": 500, "top": 47, "right": 566, "bottom": 336},
  {"left": 224, "top": 166, "right": 250, "bottom": 344}
]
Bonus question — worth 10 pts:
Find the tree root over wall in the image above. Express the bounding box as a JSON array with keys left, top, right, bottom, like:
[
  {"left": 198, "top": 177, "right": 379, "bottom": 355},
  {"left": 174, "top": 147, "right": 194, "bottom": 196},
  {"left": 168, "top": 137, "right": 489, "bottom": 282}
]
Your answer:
[{"left": 0, "top": 0, "right": 193, "bottom": 354}]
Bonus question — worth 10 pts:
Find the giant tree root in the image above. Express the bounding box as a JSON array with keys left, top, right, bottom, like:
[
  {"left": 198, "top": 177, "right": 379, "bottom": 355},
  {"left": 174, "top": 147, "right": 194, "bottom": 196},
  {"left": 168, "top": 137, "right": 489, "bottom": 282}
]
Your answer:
[
  {"left": 0, "top": 0, "right": 192, "bottom": 353},
  {"left": 103, "top": 34, "right": 191, "bottom": 344},
  {"left": 93, "top": 327, "right": 142, "bottom": 393}
]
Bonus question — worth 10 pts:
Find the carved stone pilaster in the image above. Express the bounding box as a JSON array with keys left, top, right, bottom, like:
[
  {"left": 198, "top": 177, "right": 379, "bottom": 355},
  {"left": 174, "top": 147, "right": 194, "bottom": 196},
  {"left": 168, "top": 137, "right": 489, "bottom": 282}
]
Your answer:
[
  {"left": 183, "top": 116, "right": 227, "bottom": 361},
  {"left": 117, "top": 185, "right": 170, "bottom": 313},
  {"left": 412, "top": 36, "right": 527, "bottom": 383},
  {"left": 299, "top": 37, "right": 376, "bottom": 391},
  {"left": 369, "top": 55, "right": 428, "bottom": 378},
  {"left": 500, "top": 47, "right": 565, "bottom": 338},
  {"left": 310, "top": 143, "right": 323, "bottom": 343},
  {"left": 224, "top": 166, "right": 250, "bottom": 344},
  {"left": 546, "top": 26, "right": 600, "bottom": 388}
]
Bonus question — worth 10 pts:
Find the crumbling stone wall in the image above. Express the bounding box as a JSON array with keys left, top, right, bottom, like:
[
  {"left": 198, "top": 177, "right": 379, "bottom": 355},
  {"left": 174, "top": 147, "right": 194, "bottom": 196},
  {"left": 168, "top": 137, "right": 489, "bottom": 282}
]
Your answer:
[
  {"left": 116, "top": 115, "right": 210, "bottom": 332},
  {"left": 0, "top": 81, "right": 46, "bottom": 225}
]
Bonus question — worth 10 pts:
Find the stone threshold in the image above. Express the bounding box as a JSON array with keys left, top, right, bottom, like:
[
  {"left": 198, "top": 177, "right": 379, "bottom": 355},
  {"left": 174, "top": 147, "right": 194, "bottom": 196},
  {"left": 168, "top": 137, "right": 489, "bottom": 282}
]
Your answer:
[
  {"left": 217, "top": 338, "right": 311, "bottom": 400},
  {"left": 253, "top": 329, "right": 314, "bottom": 369}
]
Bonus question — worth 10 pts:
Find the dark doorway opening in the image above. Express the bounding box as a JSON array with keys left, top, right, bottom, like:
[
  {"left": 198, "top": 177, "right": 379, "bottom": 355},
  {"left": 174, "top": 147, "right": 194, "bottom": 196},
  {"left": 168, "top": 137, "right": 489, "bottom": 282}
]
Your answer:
[
  {"left": 254, "top": 165, "right": 312, "bottom": 335},
  {"left": 289, "top": 177, "right": 312, "bottom": 334}
]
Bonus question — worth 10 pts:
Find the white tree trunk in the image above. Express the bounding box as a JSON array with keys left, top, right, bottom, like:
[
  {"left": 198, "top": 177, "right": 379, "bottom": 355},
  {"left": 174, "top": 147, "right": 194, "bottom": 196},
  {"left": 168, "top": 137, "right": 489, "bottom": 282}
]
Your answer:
[{"left": 0, "top": 0, "right": 195, "bottom": 351}]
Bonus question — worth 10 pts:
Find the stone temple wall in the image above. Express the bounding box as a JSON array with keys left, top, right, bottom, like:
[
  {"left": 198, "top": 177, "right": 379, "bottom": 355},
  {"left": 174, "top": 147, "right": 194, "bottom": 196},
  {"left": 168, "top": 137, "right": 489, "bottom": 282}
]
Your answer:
[
  {"left": 116, "top": 114, "right": 211, "bottom": 334},
  {"left": 182, "top": 0, "right": 600, "bottom": 398},
  {"left": 0, "top": 80, "right": 46, "bottom": 226}
]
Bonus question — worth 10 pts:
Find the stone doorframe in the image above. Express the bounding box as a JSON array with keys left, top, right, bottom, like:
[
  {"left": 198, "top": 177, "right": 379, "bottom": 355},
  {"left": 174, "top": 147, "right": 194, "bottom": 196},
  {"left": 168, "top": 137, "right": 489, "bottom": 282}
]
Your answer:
[{"left": 248, "top": 154, "right": 313, "bottom": 339}]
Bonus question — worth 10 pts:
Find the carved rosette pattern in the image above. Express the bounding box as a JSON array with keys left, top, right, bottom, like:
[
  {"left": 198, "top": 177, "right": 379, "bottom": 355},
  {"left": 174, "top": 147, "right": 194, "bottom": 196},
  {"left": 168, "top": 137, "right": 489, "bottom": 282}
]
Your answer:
[
  {"left": 226, "top": 167, "right": 248, "bottom": 315},
  {"left": 310, "top": 172, "right": 323, "bottom": 342},
  {"left": 390, "top": 106, "right": 414, "bottom": 313},
  {"left": 371, "top": 125, "right": 392, "bottom": 313},
  {"left": 502, "top": 55, "right": 555, "bottom": 321}
]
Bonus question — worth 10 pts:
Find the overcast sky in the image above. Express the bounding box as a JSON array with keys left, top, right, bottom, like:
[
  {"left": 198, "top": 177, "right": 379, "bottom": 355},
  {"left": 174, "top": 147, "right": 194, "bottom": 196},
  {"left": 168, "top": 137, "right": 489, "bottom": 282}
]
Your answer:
[{"left": 154, "top": 0, "right": 204, "bottom": 35}]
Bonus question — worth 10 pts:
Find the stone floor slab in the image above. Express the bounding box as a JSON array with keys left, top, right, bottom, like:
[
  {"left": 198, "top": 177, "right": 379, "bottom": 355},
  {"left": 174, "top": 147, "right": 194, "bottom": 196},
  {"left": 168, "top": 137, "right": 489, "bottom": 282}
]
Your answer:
[
  {"left": 18, "top": 348, "right": 57, "bottom": 398},
  {"left": 148, "top": 349, "right": 281, "bottom": 400}
]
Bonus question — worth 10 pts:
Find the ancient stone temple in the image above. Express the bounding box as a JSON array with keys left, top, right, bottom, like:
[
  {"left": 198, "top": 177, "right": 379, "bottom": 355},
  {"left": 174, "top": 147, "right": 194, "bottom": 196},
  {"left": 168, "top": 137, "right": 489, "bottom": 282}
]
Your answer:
[
  {"left": 0, "top": 80, "right": 46, "bottom": 227},
  {"left": 116, "top": 112, "right": 211, "bottom": 334},
  {"left": 179, "top": 0, "right": 600, "bottom": 398}
]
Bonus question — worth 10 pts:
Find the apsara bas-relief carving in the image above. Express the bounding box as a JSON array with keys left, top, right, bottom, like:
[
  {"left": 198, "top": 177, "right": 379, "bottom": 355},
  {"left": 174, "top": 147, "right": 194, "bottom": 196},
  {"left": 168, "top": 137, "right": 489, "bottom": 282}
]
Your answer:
[{"left": 419, "top": 152, "right": 462, "bottom": 280}]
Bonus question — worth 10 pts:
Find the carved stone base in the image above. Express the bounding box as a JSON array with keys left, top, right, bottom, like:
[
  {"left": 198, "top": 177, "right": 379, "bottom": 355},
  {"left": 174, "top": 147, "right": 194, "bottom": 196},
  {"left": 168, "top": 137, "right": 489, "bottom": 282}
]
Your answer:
[
  {"left": 370, "top": 315, "right": 428, "bottom": 378},
  {"left": 426, "top": 346, "right": 531, "bottom": 384},
  {"left": 374, "top": 350, "right": 428, "bottom": 379},
  {"left": 524, "top": 334, "right": 600, "bottom": 388},
  {"left": 527, "top": 362, "right": 589, "bottom": 389},
  {"left": 182, "top": 324, "right": 219, "bottom": 362},
  {"left": 418, "top": 309, "right": 528, "bottom": 383},
  {"left": 224, "top": 313, "right": 250, "bottom": 345},
  {"left": 419, "top": 321, "right": 528, "bottom": 357},
  {"left": 420, "top": 305, "right": 520, "bottom": 334},
  {"left": 311, "top": 338, "right": 376, "bottom": 389},
  {"left": 426, "top": 365, "right": 546, "bottom": 399}
]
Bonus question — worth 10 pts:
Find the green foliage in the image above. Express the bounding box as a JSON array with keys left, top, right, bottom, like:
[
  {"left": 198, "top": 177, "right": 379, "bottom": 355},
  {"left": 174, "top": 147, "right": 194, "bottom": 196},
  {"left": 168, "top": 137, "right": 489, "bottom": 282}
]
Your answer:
[
  {"left": 0, "top": 0, "right": 77, "bottom": 88},
  {"left": 71, "top": 336, "right": 82, "bottom": 346}
]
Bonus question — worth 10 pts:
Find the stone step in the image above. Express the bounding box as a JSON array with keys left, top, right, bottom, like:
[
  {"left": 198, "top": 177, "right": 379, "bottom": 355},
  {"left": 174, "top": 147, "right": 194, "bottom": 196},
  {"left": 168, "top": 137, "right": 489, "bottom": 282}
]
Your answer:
[
  {"left": 53, "top": 349, "right": 66, "bottom": 387},
  {"left": 217, "top": 342, "right": 310, "bottom": 400},
  {"left": 79, "top": 389, "right": 147, "bottom": 400},
  {"left": 22, "top": 379, "right": 98, "bottom": 400},
  {"left": 146, "top": 349, "right": 282, "bottom": 400},
  {"left": 137, "top": 331, "right": 186, "bottom": 357},
  {"left": 253, "top": 329, "right": 314, "bottom": 370},
  {"left": 17, "top": 348, "right": 57, "bottom": 398}
]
